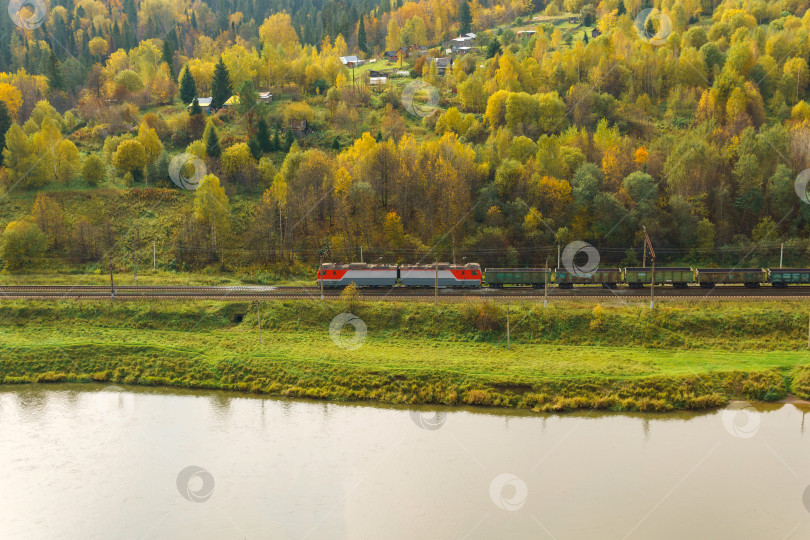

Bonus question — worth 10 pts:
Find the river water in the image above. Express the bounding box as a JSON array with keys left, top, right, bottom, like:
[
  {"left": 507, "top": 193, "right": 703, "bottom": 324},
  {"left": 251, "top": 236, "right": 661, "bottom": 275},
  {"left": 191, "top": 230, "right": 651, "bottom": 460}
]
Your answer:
[{"left": 1, "top": 384, "right": 809, "bottom": 539}]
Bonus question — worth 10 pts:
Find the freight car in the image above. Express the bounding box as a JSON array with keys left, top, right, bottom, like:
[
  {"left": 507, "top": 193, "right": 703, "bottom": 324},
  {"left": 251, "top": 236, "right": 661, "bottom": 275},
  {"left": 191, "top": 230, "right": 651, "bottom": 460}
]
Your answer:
[
  {"left": 399, "top": 263, "right": 482, "bottom": 288},
  {"left": 484, "top": 268, "right": 551, "bottom": 288},
  {"left": 624, "top": 267, "right": 694, "bottom": 288},
  {"left": 554, "top": 268, "right": 622, "bottom": 289},
  {"left": 695, "top": 268, "right": 767, "bottom": 288},
  {"left": 768, "top": 268, "right": 810, "bottom": 287},
  {"left": 317, "top": 263, "right": 398, "bottom": 288}
]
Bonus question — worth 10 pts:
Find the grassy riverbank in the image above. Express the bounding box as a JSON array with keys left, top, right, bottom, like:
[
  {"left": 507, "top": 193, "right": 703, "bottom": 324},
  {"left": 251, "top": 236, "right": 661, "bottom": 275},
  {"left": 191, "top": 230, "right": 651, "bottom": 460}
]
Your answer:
[{"left": 1, "top": 300, "right": 810, "bottom": 412}]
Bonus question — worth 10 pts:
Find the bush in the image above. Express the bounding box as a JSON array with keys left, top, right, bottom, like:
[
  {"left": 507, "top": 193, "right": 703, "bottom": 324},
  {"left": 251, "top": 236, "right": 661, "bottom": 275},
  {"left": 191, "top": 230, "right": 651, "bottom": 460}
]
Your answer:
[{"left": 0, "top": 221, "right": 48, "bottom": 271}]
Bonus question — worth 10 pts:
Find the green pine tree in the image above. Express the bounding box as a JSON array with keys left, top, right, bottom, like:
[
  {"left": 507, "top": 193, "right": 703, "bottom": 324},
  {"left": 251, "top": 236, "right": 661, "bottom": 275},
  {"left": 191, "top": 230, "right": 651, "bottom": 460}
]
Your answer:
[
  {"left": 162, "top": 39, "right": 175, "bottom": 78},
  {"left": 459, "top": 0, "right": 472, "bottom": 35},
  {"left": 257, "top": 118, "right": 272, "bottom": 152},
  {"left": 248, "top": 136, "right": 262, "bottom": 160},
  {"left": 271, "top": 128, "right": 280, "bottom": 151},
  {"left": 210, "top": 56, "right": 232, "bottom": 110},
  {"left": 204, "top": 121, "right": 221, "bottom": 158},
  {"left": 0, "top": 101, "right": 10, "bottom": 167},
  {"left": 617, "top": 0, "right": 626, "bottom": 15},
  {"left": 180, "top": 65, "right": 197, "bottom": 105},
  {"left": 357, "top": 15, "right": 368, "bottom": 54},
  {"left": 284, "top": 129, "right": 294, "bottom": 151},
  {"left": 189, "top": 97, "right": 202, "bottom": 115},
  {"left": 583, "top": 31, "right": 589, "bottom": 44},
  {"left": 332, "top": 136, "right": 340, "bottom": 150}
]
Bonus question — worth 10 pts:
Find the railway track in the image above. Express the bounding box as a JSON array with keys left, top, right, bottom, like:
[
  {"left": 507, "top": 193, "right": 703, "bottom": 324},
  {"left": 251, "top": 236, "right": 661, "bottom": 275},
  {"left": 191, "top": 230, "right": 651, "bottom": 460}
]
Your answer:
[{"left": 1, "top": 284, "right": 810, "bottom": 300}]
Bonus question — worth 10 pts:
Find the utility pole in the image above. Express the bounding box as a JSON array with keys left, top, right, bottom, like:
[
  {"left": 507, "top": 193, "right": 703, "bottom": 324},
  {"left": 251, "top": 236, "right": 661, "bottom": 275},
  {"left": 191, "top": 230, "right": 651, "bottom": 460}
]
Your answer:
[
  {"left": 780, "top": 243, "right": 784, "bottom": 268},
  {"left": 109, "top": 254, "right": 114, "bottom": 299},
  {"left": 257, "top": 302, "right": 262, "bottom": 344},
  {"left": 360, "top": 245, "right": 363, "bottom": 263},
  {"left": 506, "top": 306, "right": 511, "bottom": 349},
  {"left": 452, "top": 236, "right": 456, "bottom": 265},
  {"left": 642, "top": 237, "right": 646, "bottom": 267},
  {"left": 643, "top": 226, "right": 656, "bottom": 310},
  {"left": 153, "top": 241, "right": 156, "bottom": 270},
  {"left": 544, "top": 259, "right": 549, "bottom": 308},
  {"left": 434, "top": 261, "right": 438, "bottom": 304},
  {"left": 557, "top": 245, "right": 560, "bottom": 268}
]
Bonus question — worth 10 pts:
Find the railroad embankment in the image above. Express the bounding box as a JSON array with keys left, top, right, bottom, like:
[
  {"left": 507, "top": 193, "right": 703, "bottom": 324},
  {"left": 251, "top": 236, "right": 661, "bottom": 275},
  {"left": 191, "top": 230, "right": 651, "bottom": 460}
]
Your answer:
[{"left": 1, "top": 300, "right": 809, "bottom": 412}]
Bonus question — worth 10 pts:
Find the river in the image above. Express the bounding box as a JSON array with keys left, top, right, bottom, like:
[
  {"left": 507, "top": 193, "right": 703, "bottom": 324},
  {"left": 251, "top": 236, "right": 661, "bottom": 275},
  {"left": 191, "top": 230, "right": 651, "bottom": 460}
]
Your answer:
[{"left": 0, "top": 384, "right": 809, "bottom": 539}]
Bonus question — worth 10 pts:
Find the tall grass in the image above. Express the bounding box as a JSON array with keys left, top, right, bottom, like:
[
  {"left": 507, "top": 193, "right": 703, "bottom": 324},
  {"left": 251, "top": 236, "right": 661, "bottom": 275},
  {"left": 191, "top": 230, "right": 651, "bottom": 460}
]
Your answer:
[{"left": 0, "top": 299, "right": 808, "bottom": 411}]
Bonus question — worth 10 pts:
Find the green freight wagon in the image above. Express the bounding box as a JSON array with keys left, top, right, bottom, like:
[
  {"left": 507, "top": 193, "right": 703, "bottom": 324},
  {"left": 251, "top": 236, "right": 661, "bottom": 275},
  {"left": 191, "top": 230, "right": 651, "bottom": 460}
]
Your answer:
[
  {"left": 695, "top": 268, "right": 767, "bottom": 288},
  {"left": 768, "top": 268, "right": 810, "bottom": 287},
  {"left": 484, "top": 268, "right": 551, "bottom": 288},
  {"left": 624, "top": 267, "right": 694, "bottom": 288},
  {"left": 554, "top": 268, "right": 622, "bottom": 289}
]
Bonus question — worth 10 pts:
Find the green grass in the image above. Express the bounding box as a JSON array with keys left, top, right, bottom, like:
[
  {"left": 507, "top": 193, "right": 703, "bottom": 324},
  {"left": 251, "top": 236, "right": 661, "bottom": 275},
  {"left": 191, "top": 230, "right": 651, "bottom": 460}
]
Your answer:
[{"left": 1, "top": 300, "right": 810, "bottom": 411}]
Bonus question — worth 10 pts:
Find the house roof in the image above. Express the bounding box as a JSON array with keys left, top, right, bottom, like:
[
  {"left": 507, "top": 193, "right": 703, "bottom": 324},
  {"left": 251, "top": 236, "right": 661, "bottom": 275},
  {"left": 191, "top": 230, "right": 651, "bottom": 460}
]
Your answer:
[
  {"left": 340, "top": 55, "right": 359, "bottom": 64},
  {"left": 258, "top": 92, "right": 272, "bottom": 99},
  {"left": 191, "top": 97, "right": 213, "bottom": 106},
  {"left": 434, "top": 57, "right": 450, "bottom": 67},
  {"left": 224, "top": 95, "right": 239, "bottom": 105}
]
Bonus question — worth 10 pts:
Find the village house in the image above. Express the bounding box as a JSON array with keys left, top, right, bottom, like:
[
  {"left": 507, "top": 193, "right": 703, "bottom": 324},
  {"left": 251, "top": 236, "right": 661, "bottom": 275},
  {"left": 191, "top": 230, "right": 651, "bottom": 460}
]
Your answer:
[
  {"left": 340, "top": 55, "right": 361, "bottom": 68},
  {"left": 187, "top": 97, "right": 213, "bottom": 113}
]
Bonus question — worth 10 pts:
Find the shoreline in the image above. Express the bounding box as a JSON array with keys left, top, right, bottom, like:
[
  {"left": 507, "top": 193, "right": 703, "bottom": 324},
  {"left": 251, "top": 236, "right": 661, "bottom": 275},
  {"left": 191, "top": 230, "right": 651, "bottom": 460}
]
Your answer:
[{"left": 1, "top": 299, "right": 809, "bottom": 412}]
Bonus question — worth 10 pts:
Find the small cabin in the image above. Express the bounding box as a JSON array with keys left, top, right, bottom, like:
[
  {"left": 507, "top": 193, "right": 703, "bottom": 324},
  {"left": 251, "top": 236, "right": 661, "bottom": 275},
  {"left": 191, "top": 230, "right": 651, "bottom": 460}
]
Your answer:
[
  {"left": 369, "top": 76, "right": 387, "bottom": 85},
  {"left": 592, "top": 28, "right": 601, "bottom": 38},
  {"left": 188, "top": 97, "right": 213, "bottom": 113},
  {"left": 258, "top": 92, "right": 273, "bottom": 103},
  {"left": 340, "top": 55, "right": 361, "bottom": 68},
  {"left": 434, "top": 57, "right": 451, "bottom": 76}
]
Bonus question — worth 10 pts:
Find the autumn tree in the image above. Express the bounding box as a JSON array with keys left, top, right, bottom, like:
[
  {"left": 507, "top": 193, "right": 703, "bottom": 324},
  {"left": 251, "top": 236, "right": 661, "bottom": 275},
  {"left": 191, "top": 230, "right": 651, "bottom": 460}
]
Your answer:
[
  {"left": 82, "top": 154, "right": 107, "bottom": 186},
  {"left": 0, "top": 221, "right": 48, "bottom": 270},
  {"left": 194, "top": 174, "right": 230, "bottom": 253},
  {"left": 53, "top": 139, "right": 80, "bottom": 185},
  {"left": 31, "top": 194, "right": 66, "bottom": 248},
  {"left": 113, "top": 139, "right": 148, "bottom": 181}
]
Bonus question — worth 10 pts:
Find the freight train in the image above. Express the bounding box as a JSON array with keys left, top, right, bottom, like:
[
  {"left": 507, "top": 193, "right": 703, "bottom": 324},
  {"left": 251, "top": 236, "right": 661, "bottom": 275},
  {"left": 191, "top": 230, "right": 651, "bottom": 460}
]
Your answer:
[{"left": 316, "top": 263, "right": 810, "bottom": 289}]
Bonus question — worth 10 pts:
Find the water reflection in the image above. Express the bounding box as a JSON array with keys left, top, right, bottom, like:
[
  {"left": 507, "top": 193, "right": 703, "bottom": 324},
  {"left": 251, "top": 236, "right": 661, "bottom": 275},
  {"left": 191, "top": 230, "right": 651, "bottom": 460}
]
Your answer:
[{"left": 0, "top": 384, "right": 809, "bottom": 539}]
